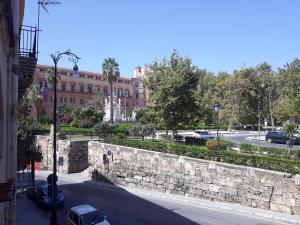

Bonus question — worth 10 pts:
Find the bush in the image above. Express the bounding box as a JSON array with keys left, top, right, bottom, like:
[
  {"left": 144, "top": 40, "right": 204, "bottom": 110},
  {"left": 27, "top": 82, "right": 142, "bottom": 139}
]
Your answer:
[
  {"left": 113, "top": 123, "right": 135, "bottom": 135},
  {"left": 70, "top": 119, "right": 79, "bottom": 127},
  {"left": 206, "top": 139, "right": 235, "bottom": 150},
  {"left": 39, "top": 114, "right": 52, "bottom": 124},
  {"left": 104, "top": 137, "right": 300, "bottom": 174},
  {"left": 94, "top": 122, "right": 115, "bottom": 139}
]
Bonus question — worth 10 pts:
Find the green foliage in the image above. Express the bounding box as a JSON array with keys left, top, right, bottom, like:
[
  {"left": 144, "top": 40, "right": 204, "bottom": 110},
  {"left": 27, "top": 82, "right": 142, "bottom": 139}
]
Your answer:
[
  {"left": 284, "top": 122, "right": 298, "bottom": 151},
  {"left": 144, "top": 50, "right": 198, "bottom": 132},
  {"left": 102, "top": 57, "right": 120, "bottom": 123},
  {"left": 70, "top": 119, "right": 79, "bottom": 127},
  {"left": 130, "top": 124, "right": 155, "bottom": 140},
  {"left": 39, "top": 114, "right": 52, "bottom": 124},
  {"left": 205, "top": 139, "right": 235, "bottom": 150},
  {"left": 77, "top": 107, "right": 104, "bottom": 128},
  {"left": 17, "top": 96, "right": 39, "bottom": 157},
  {"left": 94, "top": 122, "right": 116, "bottom": 139},
  {"left": 104, "top": 137, "right": 300, "bottom": 174},
  {"left": 240, "top": 143, "right": 288, "bottom": 157},
  {"left": 113, "top": 122, "right": 135, "bottom": 135}
]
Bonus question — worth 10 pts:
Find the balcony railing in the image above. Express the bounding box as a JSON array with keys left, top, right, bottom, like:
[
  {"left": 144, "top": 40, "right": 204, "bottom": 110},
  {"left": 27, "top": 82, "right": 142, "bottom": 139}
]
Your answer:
[{"left": 19, "top": 25, "right": 38, "bottom": 58}]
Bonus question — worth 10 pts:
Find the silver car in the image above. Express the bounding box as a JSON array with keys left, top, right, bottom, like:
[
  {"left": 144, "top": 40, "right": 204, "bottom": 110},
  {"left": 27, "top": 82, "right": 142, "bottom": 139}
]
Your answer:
[{"left": 67, "top": 204, "right": 110, "bottom": 225}]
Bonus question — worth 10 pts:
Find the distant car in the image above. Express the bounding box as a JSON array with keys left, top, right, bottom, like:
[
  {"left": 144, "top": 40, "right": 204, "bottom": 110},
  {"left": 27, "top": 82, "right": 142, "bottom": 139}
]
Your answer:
[
  {"left": 67, "top": 204, "right": 110, "bottom": 225},
  {"left": 265, "top": 131, "right": 300, "bottom": 145},
  {"left": 27, "top": 184, "right": 64, "bottom": 210},
  {"left": 192, "top": 130, "right": 215, "bottom": 139}
]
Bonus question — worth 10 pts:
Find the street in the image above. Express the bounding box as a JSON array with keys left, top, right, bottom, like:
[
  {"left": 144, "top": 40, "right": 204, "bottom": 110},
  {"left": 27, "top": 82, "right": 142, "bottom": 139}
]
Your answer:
[
  {"left": 16, "top": 171, "right": 296, "bottom": 225},
  {"left": 174, "top": 131, "right": 300, "bottom": 150}
]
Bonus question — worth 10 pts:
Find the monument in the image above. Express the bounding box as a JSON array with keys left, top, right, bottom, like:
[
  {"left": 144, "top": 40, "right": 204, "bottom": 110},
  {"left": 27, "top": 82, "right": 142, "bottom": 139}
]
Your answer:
[{"left": 103, "top": 95, "right": 123, "bottom": 122}]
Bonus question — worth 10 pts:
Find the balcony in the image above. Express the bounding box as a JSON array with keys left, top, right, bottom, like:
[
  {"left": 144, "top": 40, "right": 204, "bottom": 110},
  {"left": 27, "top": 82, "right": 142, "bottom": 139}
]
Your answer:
[{"left": 18, "top": 25, "right": 38, "bottom": 99}]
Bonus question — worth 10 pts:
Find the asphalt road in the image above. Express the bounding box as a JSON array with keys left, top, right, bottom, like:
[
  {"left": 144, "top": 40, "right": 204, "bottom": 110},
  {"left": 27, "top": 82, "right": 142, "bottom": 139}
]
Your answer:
[
  {"left": 34, "top": 173, "right": 291, "bottom": 225},
  {"left": 221, "top": 133, "right": 300, "bottom": 150}
]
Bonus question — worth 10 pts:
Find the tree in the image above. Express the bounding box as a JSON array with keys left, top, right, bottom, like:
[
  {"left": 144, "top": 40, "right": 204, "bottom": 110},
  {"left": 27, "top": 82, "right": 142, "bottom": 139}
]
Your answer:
[
  {"left": 274, "top": 59, "right": 300, "bottom": 124},
  {"left": 87, "top": 92, "right": 105, "bottom": 112},
  {"left": 102, "top": 57, "right": 120, "bottom": 123},
  {"left": 256, "top": 63, "right": 276, "bottom": 130},
  {"left": 17, "top": 96, "right": 39, "bottom": 157},
  {"left": 131, "top": 124, "right": 155, "bottom": 141},
  {"left": 214, "top": 72, "right": 245, "bottom": 130},
  {"left": 46, "top": 66, "right": 61, "bottom": 85},
  {"left": 94, "top": 122, "right": 115, "bottom": 140},
  {"left": 284, "top": 122, "right": 298, "bottom": 153},
  {"left": 27, "top": 85, "right": 43, "bottom": 120},
  {"left": 57, "top": 103, "right": 74, "bottom": 123},
  {"left": 144, "top": 50, "right": 198, "bottom": 135},
  {"left": 193, "top": 69, "right": 217, "bottom": 125}
]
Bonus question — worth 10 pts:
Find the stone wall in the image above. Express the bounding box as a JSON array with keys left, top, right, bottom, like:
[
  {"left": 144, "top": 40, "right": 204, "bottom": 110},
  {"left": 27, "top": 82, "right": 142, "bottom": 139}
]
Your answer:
[
  {"left": 36, "top": 136, "right": 88, "bottom": 174},
  {"left": 88, "top": 141, "right": 300, "bottom": 215}
]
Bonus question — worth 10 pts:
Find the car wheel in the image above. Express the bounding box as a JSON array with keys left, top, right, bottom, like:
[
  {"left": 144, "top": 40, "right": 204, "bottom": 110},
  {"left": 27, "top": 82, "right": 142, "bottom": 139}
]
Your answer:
[{"left": 267, "top": 138, "right": 272, "bottom": 143}]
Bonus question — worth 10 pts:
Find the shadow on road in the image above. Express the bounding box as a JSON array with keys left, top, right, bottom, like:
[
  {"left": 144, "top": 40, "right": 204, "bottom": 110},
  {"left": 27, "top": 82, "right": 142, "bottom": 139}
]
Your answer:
[{"left": 56, "top": 180, "right": 201, "bottom": 225}]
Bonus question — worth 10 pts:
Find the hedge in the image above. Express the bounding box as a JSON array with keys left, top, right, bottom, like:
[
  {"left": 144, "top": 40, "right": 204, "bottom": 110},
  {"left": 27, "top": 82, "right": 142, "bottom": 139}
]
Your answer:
[
  {"left": 34, "top": 124, "right": 93, "bottom": 135},
  {"left": 104, "top": 137, "right": 300, "bottom": 174},
  {"left": 240, "top": 143, "right": 300, "bottom": 159}
]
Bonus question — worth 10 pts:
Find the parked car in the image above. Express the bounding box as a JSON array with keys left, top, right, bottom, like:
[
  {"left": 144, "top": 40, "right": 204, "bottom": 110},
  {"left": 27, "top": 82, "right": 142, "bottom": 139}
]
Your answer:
[
  {"left": 192, "top": 130, "right": 215, "bottom": 139},
  {"left": 67, "top": 204, "right": 110, "bottom": 225},
  {"left": 265, "top": 131, "right": 300, "bottom": 145},
  {"left": 27, "top": 184, "right": 64, "bottom": 210}
]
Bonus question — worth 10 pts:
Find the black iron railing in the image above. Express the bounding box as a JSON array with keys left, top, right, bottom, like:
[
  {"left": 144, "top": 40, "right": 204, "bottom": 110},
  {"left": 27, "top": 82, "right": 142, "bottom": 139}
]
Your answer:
[{"left": 19, "top": 25, "right": 38, "bottom": 58}]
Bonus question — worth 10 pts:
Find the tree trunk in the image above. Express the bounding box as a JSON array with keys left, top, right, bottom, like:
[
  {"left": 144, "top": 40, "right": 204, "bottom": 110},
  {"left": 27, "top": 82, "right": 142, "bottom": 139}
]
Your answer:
[{"left": 110, "top": 82, "right": 114, "bottom": 123}]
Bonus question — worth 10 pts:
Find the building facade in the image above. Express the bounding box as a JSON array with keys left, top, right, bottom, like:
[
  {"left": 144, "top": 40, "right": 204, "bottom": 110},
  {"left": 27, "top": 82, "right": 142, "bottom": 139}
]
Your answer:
[
  {"left": 32, "top": 64, "right": 146, "bottom": 119},
  {"left": 0, "top": 1, "right": 24, "bottom": 224}
]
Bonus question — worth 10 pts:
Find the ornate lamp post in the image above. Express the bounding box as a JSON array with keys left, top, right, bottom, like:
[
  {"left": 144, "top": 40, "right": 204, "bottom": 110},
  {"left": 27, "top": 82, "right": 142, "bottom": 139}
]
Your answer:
[
  {"left": 49, "top": 49, "right": 80, "bottom": 225},
  {"left": 214, "top": 103, "right": 221, "bottom": 149}
]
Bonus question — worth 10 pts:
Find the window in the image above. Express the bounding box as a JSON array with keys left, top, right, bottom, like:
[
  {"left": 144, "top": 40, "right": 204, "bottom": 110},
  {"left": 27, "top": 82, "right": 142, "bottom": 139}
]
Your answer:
[
  {"left": 80, "top": 86, "right": 84, "bottom": 92},
  {"left": 62, "top": 84, "right": 66, "bottom": 92},
  {"left": 124, "top": 90, "right": 128, "bottom": 97},
  {"left": 80, "top": 99, "right": 84, "bottom": 105},
  {"left": 118, "top": 89, "right": 123, "bottom": 96},
  {"left": 88, "top": 85, "right": 93, "bottom": 93},
  {"left": 136, "top": 92, "right": 139, "bottom": 99},
  {"left": 118, "top": 80, "right": 123, "bottom": 83},
  {"left": 71, "top": 85, "right": 75, "bottom": 92},
  {"left": 70, "top": 98, "right": 76, "bottom": 104},
  {"left": 103, "top": 89, "right": 108, "bottom": 96},
  {"left": 50, "top": 96, "right": 53, "bottom": 103},
  {"left": 135, "top": 82, "right": 139, "bottom": 87}
]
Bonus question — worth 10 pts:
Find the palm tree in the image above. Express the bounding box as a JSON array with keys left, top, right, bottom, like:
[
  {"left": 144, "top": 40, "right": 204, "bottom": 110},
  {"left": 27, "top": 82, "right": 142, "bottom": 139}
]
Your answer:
[
  {"left": 46, "top": 66, "right": 61, "bottom": 88},
  {"left": 102, "top": 57, "right": 120, "bottom": 123},
  {"left": 284, "top": 122, "right": 298, "bottom": 153},
  {"left": 27, "top": 85, "right": 43, "bottom": 120}
]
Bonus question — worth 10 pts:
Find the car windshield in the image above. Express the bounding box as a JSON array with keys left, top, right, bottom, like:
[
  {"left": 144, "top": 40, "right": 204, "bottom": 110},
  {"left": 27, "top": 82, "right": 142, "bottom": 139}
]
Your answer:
[{"left": 80, "top": 211, "right": 105, "bottom": 225}]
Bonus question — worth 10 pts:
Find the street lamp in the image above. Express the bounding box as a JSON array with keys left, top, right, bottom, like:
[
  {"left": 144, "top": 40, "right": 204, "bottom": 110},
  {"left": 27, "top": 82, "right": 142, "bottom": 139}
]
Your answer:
[
  {"left": 214, "top": 103, "right": 221, "bottom": 149},
  {"left": 49, "top": 49, "right": 80, "bottom": 225}
]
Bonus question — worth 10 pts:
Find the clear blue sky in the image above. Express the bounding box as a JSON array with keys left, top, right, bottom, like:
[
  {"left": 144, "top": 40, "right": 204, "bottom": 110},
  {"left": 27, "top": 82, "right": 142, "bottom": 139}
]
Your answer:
[{"left": 23, "top": 0, "right": 300, "bottom": 77}]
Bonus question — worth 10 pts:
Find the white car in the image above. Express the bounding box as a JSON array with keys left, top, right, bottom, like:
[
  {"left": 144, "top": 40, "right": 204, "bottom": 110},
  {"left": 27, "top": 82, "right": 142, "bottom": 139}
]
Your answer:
[
  {"left": 192, "top": 130, "right": 215, "bottom": 139},
  {"left": 67, "top": 204, "right": 110, "bottom": 225}
]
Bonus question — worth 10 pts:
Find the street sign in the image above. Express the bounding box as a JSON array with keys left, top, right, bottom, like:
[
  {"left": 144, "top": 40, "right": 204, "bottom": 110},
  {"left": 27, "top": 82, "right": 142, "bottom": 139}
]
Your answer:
[{"left": 107, "top": 150, "right": 112, "bottom": 156}]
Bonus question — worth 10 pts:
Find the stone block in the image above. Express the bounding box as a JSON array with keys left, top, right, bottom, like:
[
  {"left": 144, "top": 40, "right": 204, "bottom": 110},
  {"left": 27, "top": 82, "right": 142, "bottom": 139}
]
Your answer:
[{"left": 209, "top": 184, "right": 221, "bottom": 192}]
